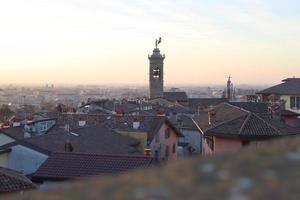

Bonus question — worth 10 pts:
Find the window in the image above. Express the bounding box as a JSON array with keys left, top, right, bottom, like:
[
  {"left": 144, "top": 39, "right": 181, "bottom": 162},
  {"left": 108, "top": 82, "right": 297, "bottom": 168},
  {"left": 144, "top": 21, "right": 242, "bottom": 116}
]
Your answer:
[
  {"left": 290, "top": 96, "right": 300, "bottom": 109},
  {"left": 172, "top": 144, "right": 176, "bottom": 153},
  {"left": 153, "top": 67, "right": 160, "bottom": 79},
  {"left": 165, "top": 128, "right": 171, "bottom": 139},
  {"left": 39, "top": 122, "right": 48, "bottom": 132},
  {"left": 165, "top": 146, "right": 169, "bottom": 159},
  {"left": 206, "top": 136, "right": 214, "bottom": 151}
]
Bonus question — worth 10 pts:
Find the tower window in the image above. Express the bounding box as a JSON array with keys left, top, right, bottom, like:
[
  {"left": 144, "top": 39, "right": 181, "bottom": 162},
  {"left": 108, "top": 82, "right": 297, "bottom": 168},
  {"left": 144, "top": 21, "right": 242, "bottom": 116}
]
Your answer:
[{"left": 153, "top": 67, "right": 160, "bottom": 79}]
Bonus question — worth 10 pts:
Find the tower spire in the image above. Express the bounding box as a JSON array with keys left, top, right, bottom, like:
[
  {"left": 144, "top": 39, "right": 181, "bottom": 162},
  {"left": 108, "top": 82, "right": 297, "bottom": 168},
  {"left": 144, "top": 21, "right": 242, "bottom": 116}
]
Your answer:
[
  {"left": 149, "top": 38, "right": 165, "bottom": 99},
  {"left": 227, "top": 75, "right": 232, "bottom": 100}
]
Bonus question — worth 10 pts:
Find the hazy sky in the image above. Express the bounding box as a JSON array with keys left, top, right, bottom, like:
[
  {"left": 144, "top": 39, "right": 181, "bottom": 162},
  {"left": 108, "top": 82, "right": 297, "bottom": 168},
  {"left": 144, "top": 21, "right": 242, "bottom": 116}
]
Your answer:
[{"left": 0, "top": 0, "right": 300, "bottom": 85}]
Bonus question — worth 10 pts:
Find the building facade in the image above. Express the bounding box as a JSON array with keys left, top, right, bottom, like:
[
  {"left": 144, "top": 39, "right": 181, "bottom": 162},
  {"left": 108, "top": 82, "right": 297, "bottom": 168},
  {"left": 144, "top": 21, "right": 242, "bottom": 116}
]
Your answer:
[{"left": 258, "top": 78, "right": 300, "bottom": 114}]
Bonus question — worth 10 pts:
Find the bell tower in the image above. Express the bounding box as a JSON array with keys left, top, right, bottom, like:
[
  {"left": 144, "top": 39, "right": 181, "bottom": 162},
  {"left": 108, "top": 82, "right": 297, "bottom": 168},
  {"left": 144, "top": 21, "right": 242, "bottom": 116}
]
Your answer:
[{"left": 148, "top": 38, "right": 165, "bottom": 99}]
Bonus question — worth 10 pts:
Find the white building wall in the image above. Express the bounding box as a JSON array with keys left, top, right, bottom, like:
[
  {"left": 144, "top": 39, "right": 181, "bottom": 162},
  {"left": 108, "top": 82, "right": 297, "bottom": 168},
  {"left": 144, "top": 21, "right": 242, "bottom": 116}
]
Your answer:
[{"left": 281, "top": 95, "right": 300, "bottom": 114}]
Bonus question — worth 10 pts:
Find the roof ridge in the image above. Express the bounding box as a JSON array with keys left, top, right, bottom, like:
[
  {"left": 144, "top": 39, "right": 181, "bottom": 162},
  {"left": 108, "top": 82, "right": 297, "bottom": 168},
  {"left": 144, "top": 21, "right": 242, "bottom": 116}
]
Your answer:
[
  {"left": 258, "top": 82, "right": 286, "bottom": 93},
  {"left": 225, "top": 102, "right": 251, "bottom": 114},
  {"left": 191, "top": 118, "right": 205, "bottom": 135},
  {"left": 50, "top": 152, "right": 152, "bottom": 159},
  {"left": 71, "top": 124, "right": 107, "bottom": 131},
  {"left": 205, "top": 114, "right": 248, "bottom": 134},
  {"left": 238, "top": 113, "right": 252, "bottom": 135},
  {"left": 251, "top": 113, "right": 283, "bottom": 135},
  {"left": 0, "top": 167, "right": 33, "bottom": 184}
]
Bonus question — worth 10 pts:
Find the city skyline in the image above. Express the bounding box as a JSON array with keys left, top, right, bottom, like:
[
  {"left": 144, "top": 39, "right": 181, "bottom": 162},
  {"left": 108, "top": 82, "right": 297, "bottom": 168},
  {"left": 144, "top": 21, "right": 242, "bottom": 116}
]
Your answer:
[{"left": 1, "top": 0, "right": 300, "bottom": 85}]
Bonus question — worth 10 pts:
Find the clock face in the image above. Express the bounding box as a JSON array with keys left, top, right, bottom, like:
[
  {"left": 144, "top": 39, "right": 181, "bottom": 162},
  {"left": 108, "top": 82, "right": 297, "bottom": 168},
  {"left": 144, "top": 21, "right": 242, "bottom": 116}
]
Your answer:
[{"left": 153, "top": 67, "right": 160, "bottom": 79}]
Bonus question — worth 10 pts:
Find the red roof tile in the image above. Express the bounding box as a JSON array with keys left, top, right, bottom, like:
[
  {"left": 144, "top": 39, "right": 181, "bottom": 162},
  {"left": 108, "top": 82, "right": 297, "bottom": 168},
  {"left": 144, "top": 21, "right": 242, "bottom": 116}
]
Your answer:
[{"left": 33, "top": 153, "right": 153, "bottom": 180}]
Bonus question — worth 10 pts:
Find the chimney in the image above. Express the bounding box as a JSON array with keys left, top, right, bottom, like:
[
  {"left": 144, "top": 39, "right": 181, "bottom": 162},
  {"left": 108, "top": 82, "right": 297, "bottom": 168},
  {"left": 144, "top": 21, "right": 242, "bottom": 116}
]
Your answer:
[
  {"left": 208, "top": 109, "right": 216, "bottom": 126},
  {"left": 56, "top": 105, "right": 63, "bottom": 113},
  {"left": 64, "top": 124, "right": 70, "bottom": 132},
  {"left": 64, "top": 139, "right": 74, "bottom": 153},
  {"left": 27, "top": 116, "right": 33, "bottom": 124},
  {"left": 78, "top": 115, "right": 87, "bottom": 127},
  {"left": 2, "top": 121, "right": 10, "bottom": 129},
  {"left": 116, "top": 110, "right": 124, "bottom": 116},
  {"left": 133, "top": 117, "right": 140, "bottom": 129},
  {"left": 157, "top": 109, "right": 166, "bottom": 116},
  {"left": 24, "top": 132, "right": 31, "bottom": 138},
  {"left": 144, "top": 148, "right": 152, "bottom": 156},
  {"left": 12, "top": 118, "right": 21, "bottom": 127},
  {"left": 268, "top": 106, "right": 275, "bottom": 119}
]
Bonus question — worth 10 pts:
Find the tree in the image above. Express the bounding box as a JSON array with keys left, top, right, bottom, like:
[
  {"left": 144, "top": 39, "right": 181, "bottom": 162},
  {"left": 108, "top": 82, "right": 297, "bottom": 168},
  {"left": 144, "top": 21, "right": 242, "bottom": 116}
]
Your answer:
[
  {"left": 40, "top": 100, "right": 56, "bottom": 111},
  {"left": 0, "top": 105, "right": 14, "bottom": 123},
  {"left": 22, "top": 105, "right": 37, "bottom": 116}
]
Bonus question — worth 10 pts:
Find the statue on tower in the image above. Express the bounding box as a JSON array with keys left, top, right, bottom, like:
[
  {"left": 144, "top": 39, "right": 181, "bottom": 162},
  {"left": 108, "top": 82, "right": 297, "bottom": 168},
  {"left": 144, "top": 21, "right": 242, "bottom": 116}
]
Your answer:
[{"left": 155, "top": 37, "right": 162, "bottom": 48}]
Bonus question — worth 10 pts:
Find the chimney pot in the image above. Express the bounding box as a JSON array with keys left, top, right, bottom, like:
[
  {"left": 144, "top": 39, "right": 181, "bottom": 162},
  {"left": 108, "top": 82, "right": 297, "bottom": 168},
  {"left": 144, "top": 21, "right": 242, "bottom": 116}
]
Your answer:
[
  {"left": 65, "top": 140, "right": 74, "bottom": 152},
  {"left": 144, "top": 149, "right": 151, "bottom": 156},
  {"left": 78, "top": 115, "right": 87, "bottom": 127},
  {"left": 208, "top": 109, "right": 217, "bottom": 126},
  {"left": 133, "top": 119, "right": 140, "bottom": 129}
]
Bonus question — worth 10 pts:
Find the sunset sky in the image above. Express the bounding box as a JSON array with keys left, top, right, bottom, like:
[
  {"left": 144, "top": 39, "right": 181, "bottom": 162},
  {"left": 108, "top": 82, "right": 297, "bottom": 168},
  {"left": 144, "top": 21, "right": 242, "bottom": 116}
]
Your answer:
[{"left": 0, "top": 0, "right": 300, "bottom": 85}]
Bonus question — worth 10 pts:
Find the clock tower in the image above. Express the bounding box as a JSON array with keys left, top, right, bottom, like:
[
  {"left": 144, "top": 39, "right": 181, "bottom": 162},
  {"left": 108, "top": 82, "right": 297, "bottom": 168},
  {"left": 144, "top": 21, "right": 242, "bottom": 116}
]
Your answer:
[{"left": 149, "top": 38, "right": 165, "bottom": 99}]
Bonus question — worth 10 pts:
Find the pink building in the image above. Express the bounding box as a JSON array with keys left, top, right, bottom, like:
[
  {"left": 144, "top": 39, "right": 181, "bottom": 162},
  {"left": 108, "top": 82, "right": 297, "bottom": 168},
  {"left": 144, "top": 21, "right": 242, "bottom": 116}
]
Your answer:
[
  {"left": 99, "top": 116, "right": 183, "bottom": 162},
  {"left": 194, "top": 102, "right": 300, "bottom": 155},
  {"left": 150, "top": 121, "right": 182, "bottom": 161}
]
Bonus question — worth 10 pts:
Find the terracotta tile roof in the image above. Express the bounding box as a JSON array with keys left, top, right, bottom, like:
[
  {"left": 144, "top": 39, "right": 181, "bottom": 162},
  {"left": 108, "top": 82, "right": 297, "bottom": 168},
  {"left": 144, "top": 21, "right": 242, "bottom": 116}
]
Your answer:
[
  {"left": 229, "top": 102, "right": 268, "bottom": 114},
  {"left": 1, "top": 127, "right": 24, "bottom": 140},
  {"left": 193, "top": 103, "right": 247, "bottom": 131},
  {"left": 56, "top": 114, "right": 107, "bottom": 130},
  {"left": 19, "top": 125, "right": 141, "bottom": 155},
  {"left": 259, "top": 115, "right": 300, "bottom": 135},
  {"left": 188, "top": 98, "right": 228, "bottom": 110},
  {"left": 85, "top": 99, "right": 142, "bottom": 114},
  {"left": 163, "top": 92, "right": 188, "bottom": 102},
  {"left": 169, "top": 115, "right": 199, "bottom": 130},
  {"left": 205, "top": 115, "right": 248, "bottom": 138},
  {"left": 0, "top": 116, "right": 181, "bottom": 155},
  {"left": 192, "top": 102, "right": 300, "bottom": 139},
  {"left": 203, "top": 104, "right": 300, "bottom": 139},
  {"left": 0, "top": 167, "right": 35, "bottom": 193},
  {"left": 11, "top": 136, "right": 300, "bottom": 200},
  {"left": 33, "top": 153, "right": 153, "bottom": 180},
  {"left": 102, "top": 116, "right": 183, "bottom": 142},
  {"left": 257, "top": 78, "right": 300, "bottom": 95},
  {"left": 146, "top": 104, "right": 193, "bottom": 116}
]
